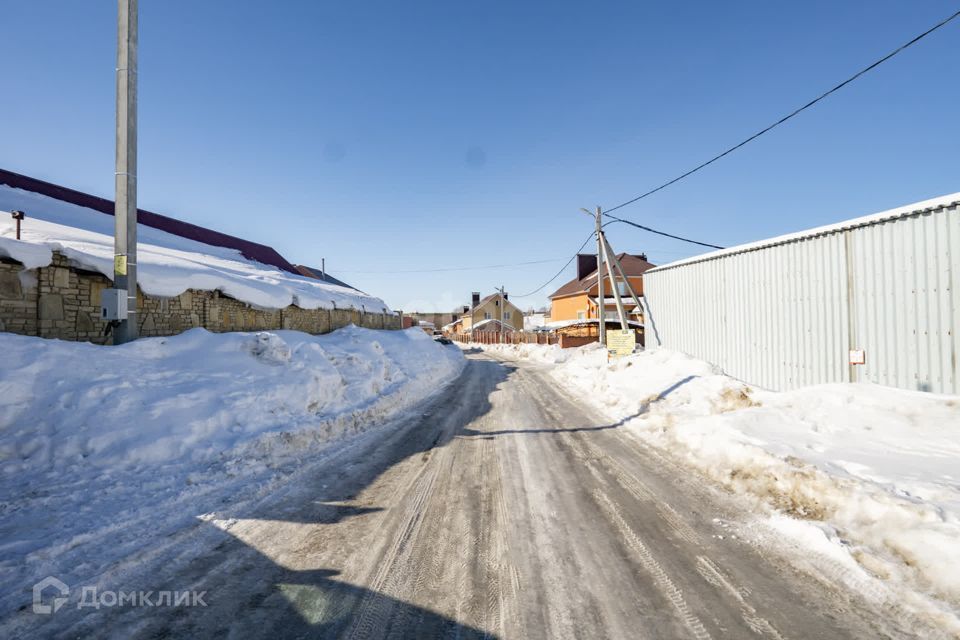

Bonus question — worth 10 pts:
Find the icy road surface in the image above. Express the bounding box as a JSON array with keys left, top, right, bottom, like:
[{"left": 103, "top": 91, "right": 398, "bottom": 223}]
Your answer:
[{"left": 59, "top": 350, "right": 932, "bottom": 639}]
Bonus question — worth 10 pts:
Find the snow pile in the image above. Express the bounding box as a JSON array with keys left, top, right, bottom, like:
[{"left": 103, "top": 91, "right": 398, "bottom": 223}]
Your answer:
[
  {"left": 0, "top": 185, "right": 390, "bottom": 312},
  {"left": 479, "top": 341, "right": 575, "bottom": 365},
  {"left": 0, "top": 327, "right": 463, "bottom": 614},
  {"left": 479, "top": 342, "right": 960, "bottom": 627}
]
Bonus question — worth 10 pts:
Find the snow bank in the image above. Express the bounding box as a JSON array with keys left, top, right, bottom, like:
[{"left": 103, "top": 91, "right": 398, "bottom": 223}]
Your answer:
[
  {"left": 0, "top": 185, "right": 390, "bottom": 312},
  {"left": 0, "top": 327, "right": 463, "bottom": 614},
  {"left": 480, "top": 342, "right": 960, "bottom": 627}
]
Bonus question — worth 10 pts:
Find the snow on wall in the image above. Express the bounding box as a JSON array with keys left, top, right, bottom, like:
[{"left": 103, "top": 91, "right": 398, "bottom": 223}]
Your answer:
[{"left": 0, "top": 185, "right": 391, "bottom": 313}]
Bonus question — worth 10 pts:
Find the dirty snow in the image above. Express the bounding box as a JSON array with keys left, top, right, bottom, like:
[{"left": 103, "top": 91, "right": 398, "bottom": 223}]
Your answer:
[
  {"left": 0, "top": 326, "right": 463, "bottom": 617},
  {"left": 480, "top": 341, "right": 960, "bottom": 630},
  {"left": 0, "top": 185, "right": 390, "bottom": 312}
]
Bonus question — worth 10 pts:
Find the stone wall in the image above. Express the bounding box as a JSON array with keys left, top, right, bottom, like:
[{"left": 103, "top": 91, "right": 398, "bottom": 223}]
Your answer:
[{"left": 0, "top": 251, "right": 400, "bottom": 344}]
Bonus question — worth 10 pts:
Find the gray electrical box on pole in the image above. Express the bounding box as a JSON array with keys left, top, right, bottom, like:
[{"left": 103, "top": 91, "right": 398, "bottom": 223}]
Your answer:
[{"left": 109, "top": 0, "right": 138, "bottom": 343}]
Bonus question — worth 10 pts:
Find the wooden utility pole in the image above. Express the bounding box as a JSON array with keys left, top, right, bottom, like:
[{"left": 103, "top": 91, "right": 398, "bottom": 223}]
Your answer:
[{"left": 113, "top": 0, "right": 138, "bottom": 343}]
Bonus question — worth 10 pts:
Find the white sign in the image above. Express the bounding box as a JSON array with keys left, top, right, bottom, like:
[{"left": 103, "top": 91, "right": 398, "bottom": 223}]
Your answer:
[
  {"left": 849, "top": 349, "right": 866, "bottom": 365},
  {"left": 607, "top": 330, "right": 636, "bottom": 359}
]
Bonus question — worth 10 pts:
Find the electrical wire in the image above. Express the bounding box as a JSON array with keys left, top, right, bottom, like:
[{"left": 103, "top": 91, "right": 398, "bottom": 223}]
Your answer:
[
  {"left": 602, "top": 8, "right": 960, "bottom": 216},
  {"left": 603, "top": 215, "right": 725, "bottom": 249},
  {"left": 512, "top": 231, "right": 596, "bottom": 298},
  {"left": 513, "top": 218, "right": 722, "bottom": 300},
  {"left": 337, "top": 257, "right": 566, "bottom": 274}
]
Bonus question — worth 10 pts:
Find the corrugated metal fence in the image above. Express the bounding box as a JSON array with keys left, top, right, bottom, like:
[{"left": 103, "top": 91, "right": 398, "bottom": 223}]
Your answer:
[{"left": 643, "top": 197, "right": 960, "bottom": 394}]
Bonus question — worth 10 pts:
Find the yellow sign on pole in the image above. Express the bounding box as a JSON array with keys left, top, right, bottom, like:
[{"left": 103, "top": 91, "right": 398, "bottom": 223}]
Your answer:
[
  {"left": 114, "top": 254, "right": 128, "bottom": 276},
  {"left": 607, "top": 329, "right": 635, "bottom": 359}
]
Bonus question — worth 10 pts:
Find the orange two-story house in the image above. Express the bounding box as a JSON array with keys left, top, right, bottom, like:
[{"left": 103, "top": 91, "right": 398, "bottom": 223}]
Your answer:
[{"left": 548, "top": 253, "right": 656, "bottom": 327}]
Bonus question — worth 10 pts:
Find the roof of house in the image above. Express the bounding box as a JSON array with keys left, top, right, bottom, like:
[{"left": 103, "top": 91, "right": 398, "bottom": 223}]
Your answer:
[
  {"left": 470, "top": 318, "right": 514, "bottom": 332},
  {"left": 293, "top": 264, "right": 360, "bottom": 292},
  {"left": 543, "top": 318, "right": 643, "bottom": 330},
  {"left": 465, "top": 292, "right": 520, "bottom": 314},
  {"left": 0, "top": 172, "right": 391, "bottom": 313},
  {"left": 549, "top": 253, "right": 657, "bottom": 299},
  {"left": 0, "top": 167, "right": 297, "bottom": 273}
]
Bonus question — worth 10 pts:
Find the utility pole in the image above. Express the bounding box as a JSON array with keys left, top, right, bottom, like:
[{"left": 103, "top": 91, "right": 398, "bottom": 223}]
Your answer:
[
  {"left": 595, "top": 207, "right": 606, "bottom": 345},
  {"left": 496, "top": 285, "right": 505, "bottom": 342},
  {"left": 580, "top": 206, "right": 607, "bottom": 345},
  {"left": 113, "top": 0, "right": 138, "bottom": 343},
  {"left": 599, "top": 230, "right": 629, "bottom": 331},
  {"left": 602, "top": 234, "right": 645, "bottom": 322}
]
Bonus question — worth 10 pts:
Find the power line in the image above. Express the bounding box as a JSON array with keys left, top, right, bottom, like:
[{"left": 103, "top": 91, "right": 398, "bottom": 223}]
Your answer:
[
  {"left": 513, "top": 217, "right": 722, "bottom": 299},
  {"left": 512, "top": 231, "right": 596, "bottom": 298},
  {"left": 337, "top": 256, "right": 566, "bottom": 274},
  {"left": 603, "top": 215, "right": 725, "bottom": 250},
  {"left": 602, "top": 8, "right": 960, "bottom": 216}
]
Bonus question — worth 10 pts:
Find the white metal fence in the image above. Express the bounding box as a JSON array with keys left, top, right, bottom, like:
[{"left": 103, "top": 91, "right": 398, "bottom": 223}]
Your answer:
[{"left": 643, "top": 195, "right": 960, "bottom": 394}]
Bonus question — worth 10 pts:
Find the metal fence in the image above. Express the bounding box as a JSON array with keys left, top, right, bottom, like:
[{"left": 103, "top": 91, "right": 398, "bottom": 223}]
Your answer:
[{"left": 643, "top": 195, "right": 960, "bottom": 394}]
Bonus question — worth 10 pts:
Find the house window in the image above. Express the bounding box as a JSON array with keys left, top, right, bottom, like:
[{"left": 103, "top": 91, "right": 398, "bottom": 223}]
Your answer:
[
  {"left": 504, "top": 311, "right": 511, "bottom": 320},
  {"left": 577, "top": 311, "right": 586, "bottom": 321},
  {"left": 617, "top": 281, "right": 629, "bottom": 296},
  {"left": 484, "top": 312, "right": 491, "bottom": 319}
]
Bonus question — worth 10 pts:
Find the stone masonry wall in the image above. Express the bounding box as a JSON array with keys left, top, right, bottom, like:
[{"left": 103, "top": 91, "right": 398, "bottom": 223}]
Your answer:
[{"left": 0, "top": 251, "right": 400, "bottom": 344}]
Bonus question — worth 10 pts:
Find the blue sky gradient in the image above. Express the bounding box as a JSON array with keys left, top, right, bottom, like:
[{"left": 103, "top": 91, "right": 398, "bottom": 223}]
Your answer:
[{"left": 3, "top": 1, "right": 958, "bottom": 311}]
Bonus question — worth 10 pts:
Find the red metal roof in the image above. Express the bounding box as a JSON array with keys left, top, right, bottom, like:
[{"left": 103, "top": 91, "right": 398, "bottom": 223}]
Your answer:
[{"left": 0, "top": 167, "right": 298, "bottom": 273}]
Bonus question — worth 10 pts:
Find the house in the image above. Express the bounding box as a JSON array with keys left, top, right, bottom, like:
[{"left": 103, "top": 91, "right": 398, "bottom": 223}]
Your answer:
[
  {"left": 549, "top": 252, "right": 656, "bottom": 332},
  {"left": 456, "top": 291, "right": 524, "bottom": 334}
]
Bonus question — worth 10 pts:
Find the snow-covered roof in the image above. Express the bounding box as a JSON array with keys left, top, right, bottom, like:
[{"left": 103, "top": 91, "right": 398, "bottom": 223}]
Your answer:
[
  {"left": 0, "top": 185, "right": 391, "bottom": 313},
  {"left": 648, "top": 192, "right": 960, "bottom": 274},
  {"left": 470, "top": 318, "right": 513, "bottom": 332},
  {"left": 543, "top": 318, "right": 642, "bottom": 330}
]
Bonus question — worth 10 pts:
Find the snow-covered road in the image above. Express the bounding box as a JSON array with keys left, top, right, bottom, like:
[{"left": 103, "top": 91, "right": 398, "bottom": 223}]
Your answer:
[{"left": 13, "top": 350, "right": 949, "bottom": 638}]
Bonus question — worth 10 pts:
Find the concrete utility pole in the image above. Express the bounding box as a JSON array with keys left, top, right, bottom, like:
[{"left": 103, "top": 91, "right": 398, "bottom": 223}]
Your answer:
[
  {"left": 113, "top": 0, "right": 138, "bottom": 343},
  {"left": 599, "top": 231, "right": 629, "bottom": 331},
  {"left": 496, "top": 285, "right": 506, "bottom": 342},
  {"left": 580, "top": 206, "right": 607, "bottom": 345},
  {"left": 602, "top": 233, "right": 645, "bottom": 323},
  {"left": 592, "top": 207, "right": 607, "bottom": 345}
]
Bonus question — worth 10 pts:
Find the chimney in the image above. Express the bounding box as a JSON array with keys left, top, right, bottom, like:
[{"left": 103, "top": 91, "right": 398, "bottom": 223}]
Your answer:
[
  {"left": 503, "top": 292, "right": 508, "bottom": 300},
  {"left": 576, "top": 254, "right": 598, "bottom": 281},
  {"left": 471, "top": 292, "right": 480, "bottom": 308},
  {"left": 637, "top": 253, "right": 647, "bottom": 261}
]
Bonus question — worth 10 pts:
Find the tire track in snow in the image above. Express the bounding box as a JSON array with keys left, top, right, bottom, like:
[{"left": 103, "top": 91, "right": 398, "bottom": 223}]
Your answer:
[
  {"left": 593, "top": 490, "right": 713, "bottom": 640},
  {"left": 695, "top": 555, "right": 786, "bottom": 640},
  {"left": 345, "top": 454, "right": 443, "bottom": 639}
]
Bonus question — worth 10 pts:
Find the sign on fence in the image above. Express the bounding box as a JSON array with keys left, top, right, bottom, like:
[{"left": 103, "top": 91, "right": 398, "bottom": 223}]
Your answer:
[{"left": 607, "top": 329, "right": 636, "bottom": 359}]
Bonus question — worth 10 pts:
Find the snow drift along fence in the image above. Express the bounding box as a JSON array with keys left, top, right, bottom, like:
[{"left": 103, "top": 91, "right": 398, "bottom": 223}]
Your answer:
[
  {"left": 643, "top": 196, "right": 960, "bottom": 394},
  {"left": 449, "top": 332, "right": 602, "bottom": 348}
]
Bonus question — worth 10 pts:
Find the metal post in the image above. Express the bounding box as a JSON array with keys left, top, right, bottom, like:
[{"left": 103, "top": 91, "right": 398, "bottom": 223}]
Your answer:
[
  {"left": 113, "top": 0, "right": 138, "bottom": 343},
  {"left": 595, "top": 206, "right": 606, "bottom": 345},
  {"left": 11, "top": 211, "right": 24, "bottom": 240}
]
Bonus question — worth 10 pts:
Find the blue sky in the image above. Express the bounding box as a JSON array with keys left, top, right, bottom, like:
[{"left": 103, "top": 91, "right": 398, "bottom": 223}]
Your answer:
[{"left": 3, "top": 1, "right": 958, "bottom": 312}]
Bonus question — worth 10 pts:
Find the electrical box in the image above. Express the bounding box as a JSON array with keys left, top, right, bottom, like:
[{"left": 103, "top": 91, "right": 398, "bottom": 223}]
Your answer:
[{"left": 101, "top": 288, "right": 128, "bottom": 321}]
